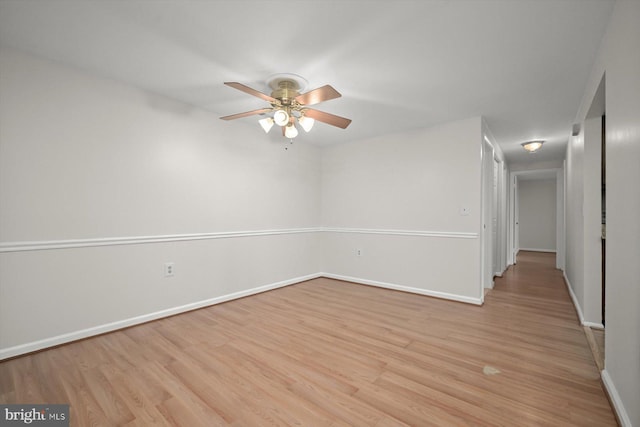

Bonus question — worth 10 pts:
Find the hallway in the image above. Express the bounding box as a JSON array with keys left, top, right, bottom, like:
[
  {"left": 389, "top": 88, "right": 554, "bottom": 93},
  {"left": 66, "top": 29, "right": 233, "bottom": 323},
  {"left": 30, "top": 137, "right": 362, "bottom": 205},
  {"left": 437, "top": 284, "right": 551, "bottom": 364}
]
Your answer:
[{"left": 487, "top": 250, "right": 616, "bottom": 425}]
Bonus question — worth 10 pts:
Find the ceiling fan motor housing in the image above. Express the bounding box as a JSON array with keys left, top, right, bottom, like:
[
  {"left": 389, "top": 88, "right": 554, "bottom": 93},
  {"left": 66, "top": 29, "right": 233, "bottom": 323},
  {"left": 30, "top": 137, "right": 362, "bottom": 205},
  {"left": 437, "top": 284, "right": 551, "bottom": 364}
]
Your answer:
[{"left": 271, "top": 80, "right": 300, "bottom": 106}]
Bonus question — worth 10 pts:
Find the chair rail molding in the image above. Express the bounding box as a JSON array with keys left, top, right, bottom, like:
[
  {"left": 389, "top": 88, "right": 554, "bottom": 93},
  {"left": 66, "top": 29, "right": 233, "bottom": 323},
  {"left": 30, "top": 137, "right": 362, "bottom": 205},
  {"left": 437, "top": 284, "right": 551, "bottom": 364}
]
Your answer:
[{"left": 1, "top": 227, "right": 479, "bottom": 253}]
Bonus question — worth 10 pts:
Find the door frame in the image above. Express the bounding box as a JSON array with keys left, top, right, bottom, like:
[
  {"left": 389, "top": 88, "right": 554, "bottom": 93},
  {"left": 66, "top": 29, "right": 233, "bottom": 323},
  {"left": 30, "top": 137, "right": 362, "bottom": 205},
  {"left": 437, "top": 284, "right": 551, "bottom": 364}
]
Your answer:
[{"left": 509, "top": 168, "right": 564, "bottom": 266}]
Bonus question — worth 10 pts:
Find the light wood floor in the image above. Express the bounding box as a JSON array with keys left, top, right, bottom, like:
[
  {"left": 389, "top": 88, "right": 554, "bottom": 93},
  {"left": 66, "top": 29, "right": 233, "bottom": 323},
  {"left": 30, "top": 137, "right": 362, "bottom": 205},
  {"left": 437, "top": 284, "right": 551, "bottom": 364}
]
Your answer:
[
  {"left": 0, "top": 251, "right": 617, "bottom": 426},
  {"left": 592, "top": 328, "right": 605, "bottom": 368},
  {"left": 584, "top": 326, "right": 605, "bottom": 372}
]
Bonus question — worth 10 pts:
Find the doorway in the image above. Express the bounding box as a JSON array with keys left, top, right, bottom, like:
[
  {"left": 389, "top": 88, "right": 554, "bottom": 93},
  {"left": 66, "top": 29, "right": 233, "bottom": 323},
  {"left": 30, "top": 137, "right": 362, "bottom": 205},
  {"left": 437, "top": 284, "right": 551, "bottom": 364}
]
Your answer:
[
  {"left": 584, "top": 74, "right": 605, "bottom": 330},
  {"left": 583, "top": 75, "right": 606, "bottom": 369},
  {"left": 517, "top": 176, "right": 557, "bottom": 253},
  {"left": 481, "top": 136, "right": 507, "bottom": 297},
  {"left": 509, "top": 169, "right": 563, "bottom": 266}
]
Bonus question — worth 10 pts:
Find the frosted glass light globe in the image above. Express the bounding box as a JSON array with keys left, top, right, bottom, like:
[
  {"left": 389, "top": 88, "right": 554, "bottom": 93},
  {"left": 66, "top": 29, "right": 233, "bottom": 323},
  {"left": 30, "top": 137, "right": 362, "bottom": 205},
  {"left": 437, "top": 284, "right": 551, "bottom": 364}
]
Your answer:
[{"left": 273, "top": 109, "right": 289, "bottom": 126}]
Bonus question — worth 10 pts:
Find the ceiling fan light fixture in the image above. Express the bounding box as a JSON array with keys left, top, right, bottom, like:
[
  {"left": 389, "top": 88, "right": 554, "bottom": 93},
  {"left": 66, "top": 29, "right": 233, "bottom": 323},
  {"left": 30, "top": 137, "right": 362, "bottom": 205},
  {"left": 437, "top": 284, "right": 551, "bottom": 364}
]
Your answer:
[
  {"left": 284, "top": 123, "right": 298, "bottom": 139},
  {"left": 273, "top": 109, "right": 290, "bottom": 126},
  {"left": 298, "top": 115, "right": 315, "bottom": 132},
  {"left": 521, "top": 140, "right": 544, "bottom": 153},
  {"left": 258, "top": 117, "right": 274, "bottom": 133},
  {"left": 221, "top": 77, "right": 351, "bottom": 140}
]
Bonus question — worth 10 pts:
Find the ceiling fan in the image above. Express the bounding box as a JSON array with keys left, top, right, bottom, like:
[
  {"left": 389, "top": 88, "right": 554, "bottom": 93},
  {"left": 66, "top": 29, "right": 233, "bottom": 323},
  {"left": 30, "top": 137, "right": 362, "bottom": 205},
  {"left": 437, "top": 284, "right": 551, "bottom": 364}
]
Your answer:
[{"left": 220, "top": 74, "right": 352, "bottom": 139}]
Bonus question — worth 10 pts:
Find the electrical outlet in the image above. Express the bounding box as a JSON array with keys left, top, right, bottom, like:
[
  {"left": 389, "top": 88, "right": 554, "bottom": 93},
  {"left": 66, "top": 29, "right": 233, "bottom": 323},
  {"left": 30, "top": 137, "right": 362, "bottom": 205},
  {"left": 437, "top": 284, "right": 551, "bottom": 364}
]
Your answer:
[
  {"left": 164, "top": 262, "right": 175, "bottom": 277},
  {"left": 356, "top": 249, "right": 362, "bottom": 256}
]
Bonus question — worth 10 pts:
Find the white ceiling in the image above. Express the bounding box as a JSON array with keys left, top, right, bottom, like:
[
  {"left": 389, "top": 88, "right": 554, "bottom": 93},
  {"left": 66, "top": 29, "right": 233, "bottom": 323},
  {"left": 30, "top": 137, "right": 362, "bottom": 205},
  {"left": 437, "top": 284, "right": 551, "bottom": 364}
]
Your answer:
[{"left": 0, "top": 0, "right": 614, "bottom": 165}]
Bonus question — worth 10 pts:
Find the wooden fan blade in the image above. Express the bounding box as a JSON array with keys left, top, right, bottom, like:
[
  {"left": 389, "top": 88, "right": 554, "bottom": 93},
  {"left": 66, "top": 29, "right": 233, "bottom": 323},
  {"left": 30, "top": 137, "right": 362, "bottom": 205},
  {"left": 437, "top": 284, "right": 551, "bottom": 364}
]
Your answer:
[
  {"left": 224, "top": 82, "right": 277, "bottom": 103},
  {"left": 220, "top": 108, "right": 272, "bottom": 121},
  {"left": 303, "top": 108, "right": 352, "bottom": 129},
  {"left": 295, "top": 85, "right": 341, "bottom": 106}
]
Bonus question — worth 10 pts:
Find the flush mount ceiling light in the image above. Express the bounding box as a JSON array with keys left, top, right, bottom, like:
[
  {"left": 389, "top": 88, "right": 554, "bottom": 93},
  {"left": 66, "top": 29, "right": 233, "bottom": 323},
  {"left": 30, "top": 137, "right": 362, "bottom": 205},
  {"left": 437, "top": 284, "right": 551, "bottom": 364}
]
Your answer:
[
  {"left": 220, "top": 73, "right": 351, "bottom": 139},
  {"left": 521, "top": 140, "right": 545, "bottom": 153}
]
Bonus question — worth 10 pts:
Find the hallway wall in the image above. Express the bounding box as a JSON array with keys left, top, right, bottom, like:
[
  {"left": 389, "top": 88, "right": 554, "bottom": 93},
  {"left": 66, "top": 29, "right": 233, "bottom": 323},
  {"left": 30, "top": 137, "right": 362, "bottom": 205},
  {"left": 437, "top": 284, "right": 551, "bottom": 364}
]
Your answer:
[
  {"left": 568, "top": 1, "right": 640, "bottom": 424},
  {"left": 518, "top": 179, "right": 556, "bottom": 252},
  {"left": 321, "top": 117, "right": 483, "bottom": 304},
  {"left": 566, "top": 117, "right": 602, "bottom": 328}
]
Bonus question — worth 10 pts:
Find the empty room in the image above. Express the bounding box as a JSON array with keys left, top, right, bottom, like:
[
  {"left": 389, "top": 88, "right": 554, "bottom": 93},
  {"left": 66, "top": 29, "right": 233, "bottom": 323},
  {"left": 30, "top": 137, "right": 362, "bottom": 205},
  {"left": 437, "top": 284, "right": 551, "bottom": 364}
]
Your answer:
[{"left": 1, "top": 1, "right": 638, "bottom": 426}]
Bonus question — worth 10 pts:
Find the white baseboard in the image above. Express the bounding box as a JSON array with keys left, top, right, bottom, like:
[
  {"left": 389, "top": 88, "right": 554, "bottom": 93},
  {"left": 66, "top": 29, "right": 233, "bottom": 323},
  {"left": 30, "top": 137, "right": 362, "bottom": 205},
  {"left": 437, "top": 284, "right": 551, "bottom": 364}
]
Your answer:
[
  {"left": 0, "top": 272, "right": 322, "bottom": 360},
  {"left": 563, "top": 272, "right": 585, "bottom": 324},
  {"left": 562, "top": 273, "right": 605, "bottom": 329},
  {"left": 601, "top": 369, "right": 633, "bottom": 427},
  {"left": 519, "top": 248, "right": 557, "bottom": 253},
  {"left": 583, "top": 321, "right": 605, "bottom": 329},
  {"left": 320, "top": 272, "right": 482, "bottom": 305},
  {"left": 1, "top": 271, "right": 485, "bottom": 360}
]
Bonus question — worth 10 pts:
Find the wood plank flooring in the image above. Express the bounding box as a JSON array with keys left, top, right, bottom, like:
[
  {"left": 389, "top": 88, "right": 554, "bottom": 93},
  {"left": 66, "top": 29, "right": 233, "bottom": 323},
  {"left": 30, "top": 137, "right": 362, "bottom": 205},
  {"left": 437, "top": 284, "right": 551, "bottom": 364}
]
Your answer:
[
  {"left": 0, "top": 251, "right": 617, "bottom": 426},
  {"left": 584, "top": 326, "right": 605, "bottom": 372}
]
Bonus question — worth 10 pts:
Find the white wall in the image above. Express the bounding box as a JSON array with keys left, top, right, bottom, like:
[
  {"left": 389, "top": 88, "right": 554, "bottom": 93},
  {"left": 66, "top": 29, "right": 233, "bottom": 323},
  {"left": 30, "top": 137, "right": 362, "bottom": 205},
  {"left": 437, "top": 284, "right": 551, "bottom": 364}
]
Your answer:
[
  {"left": 0, "top": 48, "right": 490, "bottom": 359},
  {"left": 583, "top": 116, "right": 603, "bottom": 326},
  {"left": 568, "top": 1, "right": 640, "bottom": 424},
  {"left": 518, "top": 179, "right": 556, "bottom": 252},
  {"left": 320, "top": 117, "right": 483, "bottom": 304},
  {"left": 565, "top": 117, "right": 603, "bottom": 327},
  {"left": 556, "top": 168, "right": 565, "bottom": 270},
  {"left": 0, "top": 47, "right": 322, "bottom": 358},
  {"left": 565, "top": 127, "right": 585, "bottom": 319}
]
